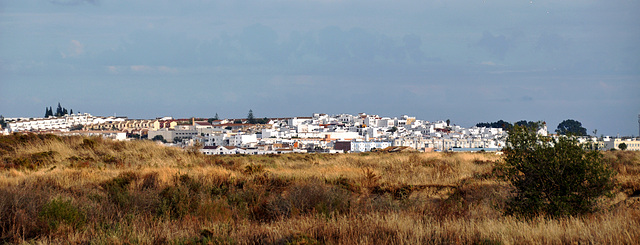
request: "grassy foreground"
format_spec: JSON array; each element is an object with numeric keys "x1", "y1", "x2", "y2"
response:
[{"x1": 1, "y1": 134, "x2": 639, "y2": 244}]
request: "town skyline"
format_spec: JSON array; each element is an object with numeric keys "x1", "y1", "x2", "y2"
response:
[
  {"x1": 3, "y1": 106, "x2": 638, "y2": 138},
  {"x1": 3, "y1": 104, "x2": 640, "y2": 138},
  {"x1": 5, "y1": 110, "x2": 637, "y2": 153}
]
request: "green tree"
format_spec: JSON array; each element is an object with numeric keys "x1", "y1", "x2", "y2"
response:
[
  {"x1": 0, "y1": 115, "x2": 6, "y2": 128},
  {"x1": 618, "y1": 142, "x2": 628, "y2": 151},
  {"x1": 476, "y1": 120, "x2": 512, "y2": 130},
  {"x1": 247, "y1": 109, "x2": 256, "y2": 124},
  {"x1": 498, "y1": 124, "x2": 616, "y2": 217},
  {"x1": 514, "y1": 120, "x2": 541, "y2": 130},
  {"x1": 555, "y1": 119, "x2": 587, "y2": 136},
  {"x1": 208, "y1": 113, "x2": 220, "y2": 124},
  {"x1": 56, "y1": 102, "x2": 63, "y2": 117}
]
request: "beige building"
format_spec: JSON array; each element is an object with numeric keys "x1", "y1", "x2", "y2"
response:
[
  {"x1": 87, "y1": 119, "x2": 177, "y2": 132},
  {"x1": 603, "y1": 138, "x2": 640, "y2": 151}
]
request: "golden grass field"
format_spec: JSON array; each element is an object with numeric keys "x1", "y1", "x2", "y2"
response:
[{"x1": 1, "y1": 133, "x2": 639, "y2": 244}]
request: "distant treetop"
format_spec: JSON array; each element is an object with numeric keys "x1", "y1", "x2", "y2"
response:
[
  {"x1": 476, "y1": 120, "x2": 512, "y2": 130},
  {"x1": 476, "y1": 120, "x2": 543, "y2": 131},
  {"x1": 555, "y1": 119, "x2": 587, "y2": 136}
]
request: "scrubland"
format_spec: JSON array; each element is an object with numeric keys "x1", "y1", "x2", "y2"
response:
[{"x1": 1, "y1": 133, "x2": 639, "y2": 244}]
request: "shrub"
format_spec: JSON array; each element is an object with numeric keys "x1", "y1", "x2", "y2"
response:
[
  {"x1": 158, "y1": 184, "x2": 193, "y2": 219},
  {"x1": 243, "y1": 163, "x2": 266, "y2": 175},
  {"x1": 158, "y1": 174, "x2": 205, "y2": 219},
  {"x1": 39, "y1": 198, "x2": 86, "y2": 231},
  {"x1": 498, "y1": 125, "x2": 616, "y2": 217},
  {"x1": 102, "y1": 172, "x2": 138, "y2": 207}
]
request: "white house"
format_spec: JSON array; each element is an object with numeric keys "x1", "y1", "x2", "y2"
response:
[
  {"x1": 200, "y1": 146, "x2": 238, "y2": 155},
  {"x1": 350, "y1": 141, "x2": 392, "y2": 152}
]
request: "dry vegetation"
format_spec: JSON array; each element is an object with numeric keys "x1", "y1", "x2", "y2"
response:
[{"x1": 0, "y1": 133, "x2": 639, "y2": 244}]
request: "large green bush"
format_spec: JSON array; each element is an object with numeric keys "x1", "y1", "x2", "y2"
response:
[{"x1": 499, "y1": 125, "x2": 616, "y2": 217}]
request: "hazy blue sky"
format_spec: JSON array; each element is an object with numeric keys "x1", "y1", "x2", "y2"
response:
[{"x1": 1, "y1": 0, "x2": 639, "y2": 136}]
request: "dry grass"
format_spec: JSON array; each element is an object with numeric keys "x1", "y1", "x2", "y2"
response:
[{"x1": 0, "y1": 133, "x2": 638, "y2": 244}]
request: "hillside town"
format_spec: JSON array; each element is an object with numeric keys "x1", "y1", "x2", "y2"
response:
[{"x1": 1, "y1": 112, "x2": 639, "y2": 154}]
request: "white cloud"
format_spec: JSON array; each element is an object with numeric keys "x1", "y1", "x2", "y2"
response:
[
  {"x1": 130, "y1": 65, "x2": 153, "y2": 72},
  {"x1": 60, "y1": 40, "x2": 85, "y2": 58},
  {"x1": 157, "y1": 66, "x2": 178, "y2": 73},
  {"x1": 129, "y1": 65, "x2": 177, "y2": 73},
  {"x1": 481, "y1": 61, "x2": 496, "y2": 66},
  {"x1": 107, "y1": 66, "x2": 120, "y2": 74}
]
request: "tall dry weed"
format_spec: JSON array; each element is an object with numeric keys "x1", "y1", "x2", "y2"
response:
[{"x1": 0, "y1": 134, "x2": 638, "y2": 243}]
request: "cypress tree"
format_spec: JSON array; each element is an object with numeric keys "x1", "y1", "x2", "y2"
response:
[
  {"x1": 44, "y1": 107, "x2": 53, "y2": 118},
  {"x1": 247, "y1": 109, "x2": 256, "y2": 124},
  {"x1": 56, "y1": 103, "x2": 63, "y2": 117}
]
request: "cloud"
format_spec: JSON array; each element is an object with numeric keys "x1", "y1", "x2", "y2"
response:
[
  {"x1": 403, "y1": 34, "x2": 426, "y2": 63},
  {"x1": 535, "y1": 33, "x2": 569, "y2": 53},
  {"x1": 129, "y1": 65, "x2": 177, "y2": 74},
  {"x1": 476, "y1": 31, "x2": 512, "y2": 59},
  {"x1": 107, "y1": 66, "x2": 119, "y2": 74},
  {"x1": 48, "y1": 0, "x2": 99, "y2": 5},
  {"x1": 130, "y1": 65, "x2": 152, "y2": 72},
  {"x1": 157, "y1": 66, "x2": 178, "y2": 73},
  {"x1": 105, "y1": 65, "x2": 177, "y2": 74},
  {"x1": 70, "y1": 40, "x2": 84, "y2": 55},
  {"x1": 95, "y1": 25, "x2": 429, "y2": 70},
  {"x1": 60, "y1": 40, "x2": 84, "y2": 58},
  {"x1": 481, "y1": 61, "x2": 496, "y2": 66},
  {"x1": 521, "y1": 96, "x2": 534, "y2": 102}
]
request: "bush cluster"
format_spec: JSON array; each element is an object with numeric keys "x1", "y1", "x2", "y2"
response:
[{"x1": 499, "y1": 125, "x2": 616, "y2": 217}]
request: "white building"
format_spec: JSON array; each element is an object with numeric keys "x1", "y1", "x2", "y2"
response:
[
  {"x1": 350, "y1": 141, "x2": 392, "y2": 152},
  {"x1": 6, "y1": 113, "x2": 108, "y2": 132}
]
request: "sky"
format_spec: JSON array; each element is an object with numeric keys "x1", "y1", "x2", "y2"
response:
[{"x1": 1, "y1": 0, "x2": 639, "y2": 136}]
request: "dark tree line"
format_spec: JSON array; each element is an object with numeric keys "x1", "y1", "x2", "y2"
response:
[
  {"x1": 246, "y1": 109, "x2": 270, "y2": 124},
  {"x1": 476, "y1": 120, "x2": 541, "y2": 131},
  {"x1": 45, "y1": 103, "x2": 74, "y2": 118},
  {"x1": 477, "y1": 118, "x2": 587, "y2": 136},
  {"x1": 476, "y1": 120, "x2": 513, "y2": 130}
]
